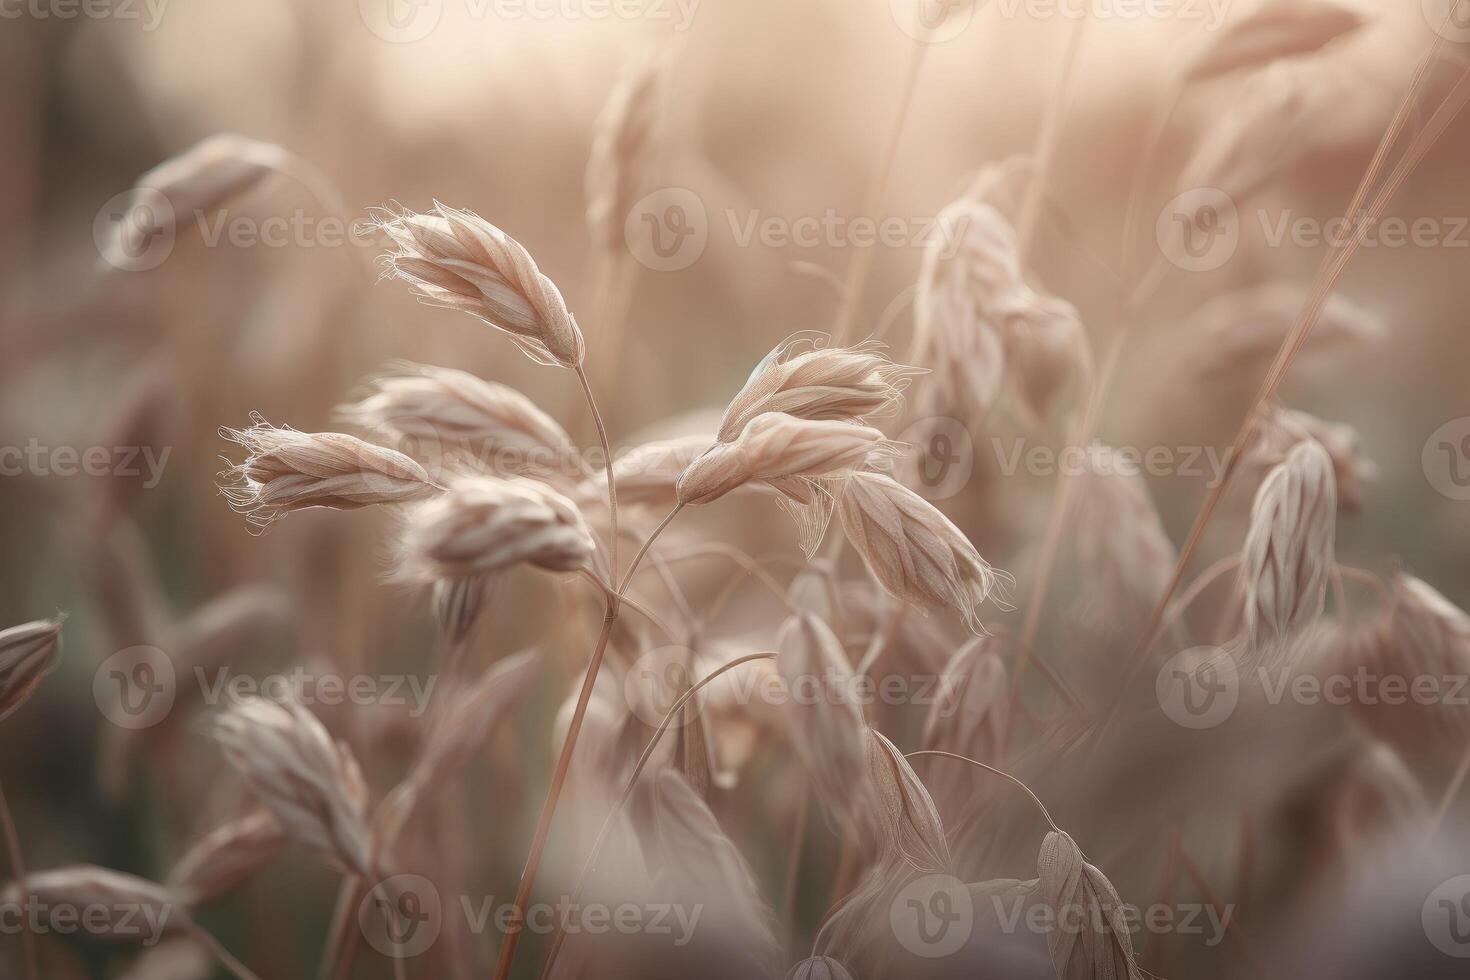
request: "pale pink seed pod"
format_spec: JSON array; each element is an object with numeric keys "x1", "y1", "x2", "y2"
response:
[
  {"x1": 370, "y1": 203, "x2": 584, "y2": 368},
  {"x1": 0, "y1": 618, "x2": 62, "y2": 721},
  {"x1": 785, "y1": 957, "x2": 856, "y2": 980},
  {"x1": 717, "y1": 333, "x2": 920, "y2": 442},
  {"x1": 1183, "y1": 0, "x2": 1367, "y2": 83},
  {"x1": 776, "y1": 613, "x2": 871, "y2": 833},
  {"x1": 218, "y1": 413, "x2": 437, "y2": 529},
  {"x1": 340, "y1": 364, "x2": 574, "y2": 468},
  {"x1": 213, "y1": 697, "x2": 374, "y2": 878},
  {"x1": 865, "y1": 729, "x2": 950, "y2": 870},
  {"x1": 1242, "y1": 439, "x2": 1337, "y2": 659},
  {"x1": 1035, "y1": 832, "x2": 1143, "y2": 980},
  {"x1": 166, "y1": 809, "x2": 286, "y2": 907},
  {"x1": 2, "y1": 866, "x2": 181, "y2": 943},
  {"x1": 838, "y1": 472, "x2": 1011, "y2": 634},
  {"x1": 677, "y1": 415, "x2": 890, "y2": 506},
  {"x1": 586, "y1": 53, "x2": 665, "y2": 252},
  {"x1": 921, "y1": 636, "x2": 1009, "y2": 790},
  {"x1": 101, "y1": 134, "x2": 286, "y2": 269},
  {"x1": 1250, "y1": 406, "x2": 1375, "y2": 513},
  {"x1": 1001, "y1": 292, "x2": 1092, "y2": 425},
  {"x1": 1071, "y1": 447, "x2": 1178, "y2": 632},
  {"x1": 399, "y1": 476, "x2": 596, "y2": 581}
]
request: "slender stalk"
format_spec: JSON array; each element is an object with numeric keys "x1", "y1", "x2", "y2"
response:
[
  {"x1": 187, "y1": 921, "x2": 264, "y2": 980},
  {"x1": 536, "y1": 652, "x2": 777, "y2": 980},
  {"x1": 575, "y1": 365, "x2": 619, "y2": 582},
  {"x1": 782, "y1": 783, "x2": 810, "y2": 931},
  {"x1": 905, "y1": 750, "x2": 1061, "y2": 834},
  {"x1": 1015, "y1": 14, "x2": 1089, "y2": 260},
  {"x1": 618, "y1": 503, "x2": 684, "y2": 595},
  {"x1": 831, "y1": 36, "x2": 929, "y2": 343},
  {"x1": 1430, "y1": 739, "x2": 1470, "y2": 836},
  {"x1": 0, "y1": 777, "x2": 38, "y2": 980}
]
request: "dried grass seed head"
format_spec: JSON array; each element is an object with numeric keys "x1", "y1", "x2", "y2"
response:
[
  {"x1": 1242, "y1": 439, "x2": 1337, "y2": 660},
  {"x1": 1035, "y1": 832, "x2": 1143, "y2": 980},
  {"x1": 1183, "y1": 0, "x2": 1367, "y2": 82},
  {"x1": 1071, "y1": 447, "x2": 1178, "y2": 632},
  {"x1": 785, "y1": 957, "x2": 856, "y2": 980},
  {"x1": 1252, "y1": 405, "x2": 1375, "y2": 512},
  {"x1": 838, "y1": 471, "x2": 1012, "y2": 634},
  {"x1": 0, "y1": 618, "x2": 62, "y2": 721},
  {"x1": 3, "y1": 866, "x2": 181, "y2": 943},
  {"x1": 865, "y1": 728, "x2": 950, "y2": 870},
  {"x1": 213, "y1": 696, "x2": 373, "y2": 878},
  {"x1": 580, "y1": 433, "x2": 714, "y2": 511},
  {"x1": 716, "y1": 333, "x2": 920, "y2": 441},
  {"x1": 399, "y1": 475, "x2": 596, "y2": 581},
  {"x1": 586, "y1": 52, "x2": 665, "y2": 251},
  {"x1": 167, "y1": 809, "x2": 286, "y2": 907},
  {"x1": 219, "y1": 414, "x2": 437, "y2": 529},
  {"x1": 677, "y1": 414, "x2": 892, "y2": 506},
  {"x1": 370, "y1": 202, "x2": 584, "y2": 368}
]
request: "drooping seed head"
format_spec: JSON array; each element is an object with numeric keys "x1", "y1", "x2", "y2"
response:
[
  {"x1": 219, "y1": 413, "x2": 437, "y2": 530},
  {"x1": 580, "y1": 434, "x2": 715, "y2": 511},
  {"x1": 1242, "y1": 439, "x2": 1337, "y2": 660},
  {"x1": 1035, "y1": 832, "x2": 1143, "y2": 979},
  {"x1": 838, "y1": 472, "x2": 1012, "y2": 634},
  {"x1": 1182, "y1": 0, "x2": 1367, "y2": 83},
  {"x1": 166, "y1": 809, "x2": 286, "y2": 907},
  {"x1": 1251, "y1": 406, "x2": 1375, "y2": 513},
  {"x1": 785, "y1": 957, "x2": 856, "y2": 980},
  {"x1": 213, "y1": 697, "x2": 373, "y2": 878},
  {"x1": 0, "y1": 618, "x2": 62, "y2": 721},
  {"x1": 586, "y1": 52, "x2": 665, "y2": 252},
  {"x1": 1071, "y1": 447, "x2": 1178, "y2": 633},
  {"x1": 716, "y1": 333, "x2": 920, "y2": 442},
  {"x1": 399, "y1": 476, "x2": 596, "y2": 582},
  {"x1": 2, "y1": 866, "x2": 182, "y2": 944},
  {"x1": 677, "y1": 415, "x2": 891, "y2": 507},
  {"x1": 865, "y1": 728, "x2": 950, "y2": 870},
  {"x1": 340, "y1": 363, "x2": 574, "y2": 471},
  {"x1": 1002, "y1": 292, "x2": 1092, "y2": 425},
  {"x1": 369, "y1": 203, "x2": 584, "y2": 368}
]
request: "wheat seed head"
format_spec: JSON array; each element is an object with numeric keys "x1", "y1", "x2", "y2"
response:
[
  {"x1": 369, "y1": 202, "x2": 585, "y2": 368},
  {"x1": 1036, "y1": 832, "x2": 1143, "y2": 980},
  {"x1": 213, "y1": 696, "x2": 373, "y2": 878},
  {"x1": 399, "y1": 475, "x2": 596, "y2": 581},
  {"x1": 838, "y1": 471, "x2": 1012, "y2": 634},
  {"x1": 677, "y1": 414, "x2": 891, "y2": 506},
  {"x1": 0, "y1": 618, "x2": 62, "y2": 721},
  {"x1": 219, "y1": 413, "x2": 437, "y2": 529}
]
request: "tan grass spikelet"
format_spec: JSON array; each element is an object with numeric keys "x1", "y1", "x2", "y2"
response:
[
  {"x1": 1242, "y1": 439, "x2": 1337, "y2": 660},
  {"x1": 213, "y1": 697, "x2": 374, "y2": 878},
  {"x1": 0, "y1": 618, "x2": 62, "y2": 721},
  {"x1": 1071, "y1": 447, "x2": 1178, "y2": 633},
  {"x1": 865, "y1": 728, "x2": 950, "y2": 870},
  {"x1": 219, "y1": 414, "x2": 437, "y2": 530},
  {"x1": 838, "y1": 471, "x2": 1012, "y2": 634},
  {"x1": 678, "y1": 414, "x2": 893, "y2": 555},
  {"x1": 776, "y1": 613, "x2": 871, "y2": 831},
  {"x1": 2, "y1": 866, "x2": 181, "y2": 943},
  {"x1": 340, "y1": 363, "x2": 574, "y2": 469},
  {"x1": 1035, "y1": 832, "x2": 1143, "y2": 980},
  {"x1": 398, "y1": 476, "x2": 596, "y2": 582},
  {"x1": 1003, "y1": 292, "x2": 1093, "y2": 426},
  {"x1": 921, "y1": 637, "x2": 1009, "y2": 803},
  {"x1": 586, "y1": 52, "x2": 666, "y2": 252},
  {"x1": 716, "y1": 333, "x2": 920, "y2": 442},
  {"x1": 431, "y1": 574, "x2": 491, "y2": 643},
  {"x1": 166, "y1": 809, "x2": 286, "y2": 907},
  {"x1": 579, "y1": 433, "x2": 714, "y2": 511},
  {"x1": 1182, "y1": 0, "x2": 1367, "y2": 83},
  {"x1": 650, "y1": 769, "x2": 782, "y2": 976},
  {"x1": 100, "y1": 134, "x2": 286, "y2": 269},
  {"x1": 369, "y1": 202, "x2": 585, "y2": 368},
  {"x1": 1250, "y1": 406, "x2": 1375, "y2": 513}
]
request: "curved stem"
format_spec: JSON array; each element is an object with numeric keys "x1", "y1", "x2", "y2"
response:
[
  {"x1": 0, "y1": 777, "x2": 38, "y2": 980},
  {"x1": 905, "y1": 750, "x2": 1061, "y2": 834},
  {"x1": 576, "y1": 364, "x2": 619, "y2": 583},
  {"x1": 617, "y1": 503, "x2": 684, "y2": 595},
  {"x1": 187, "y1": 921, "x2": 263, "y2": 980},
  {"x1": 1015, "y1": 14, "x2": 1089, "y2": 261},
  {"x1": 537, "y1": 652, "x2": 777, "y2": 979}
]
